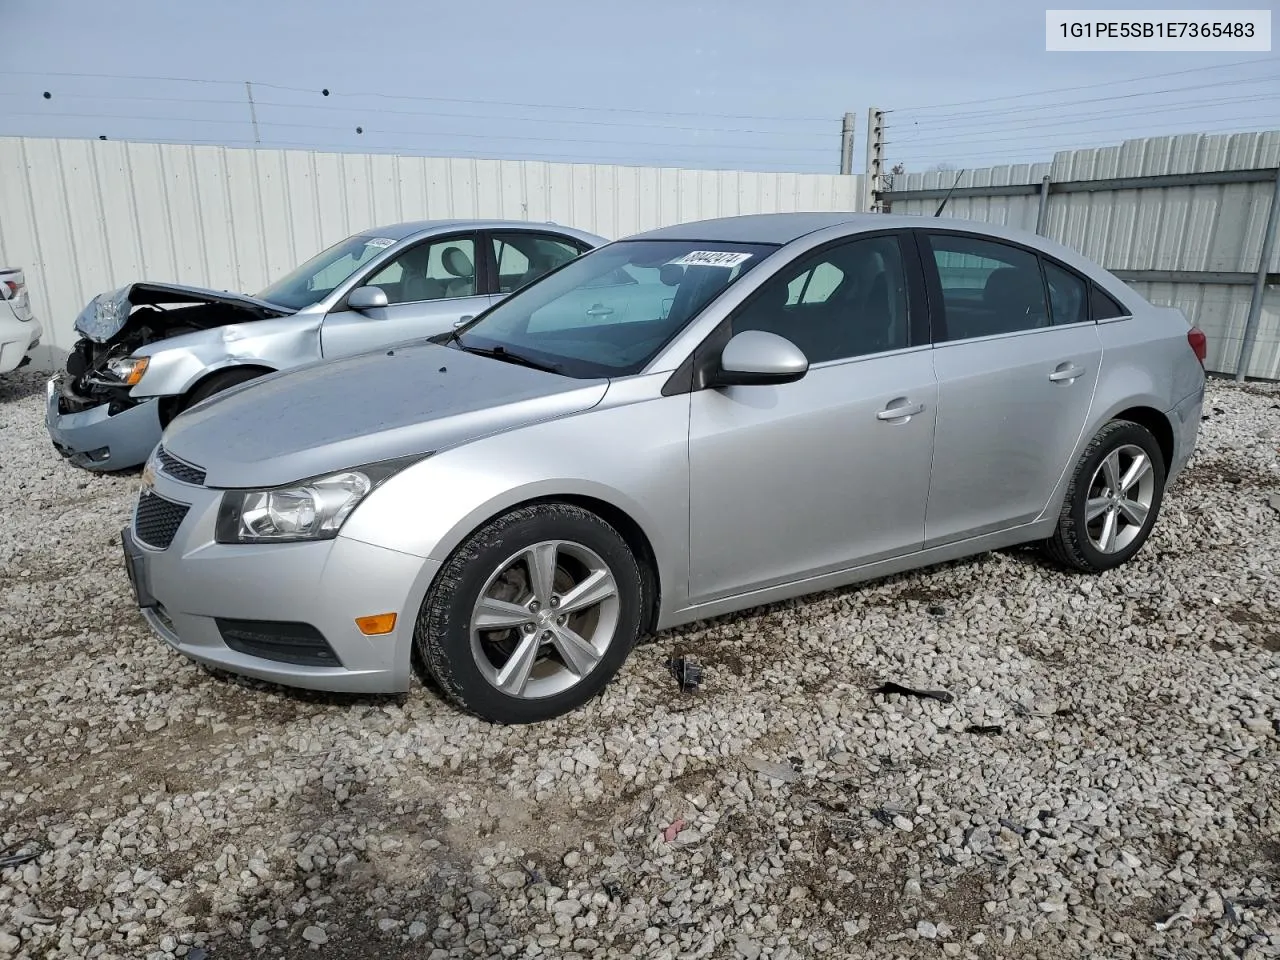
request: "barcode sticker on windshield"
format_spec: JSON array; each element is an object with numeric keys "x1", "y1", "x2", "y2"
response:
[
  {"x1": 669, "y1": 250, "x2": 753, "y2": 268},
  {"x1": 365, "y1": 237, "x2": 396, "y2": 249}
]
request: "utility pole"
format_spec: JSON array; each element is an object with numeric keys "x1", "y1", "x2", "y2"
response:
[
  {"x1": 245, "y1": 81, "x2": 261, "y2": 145},
  {"x1": 839, "y1": 112, "x2": 855, "y2": 175},
  {"x1": 865, "y1": 106, "x2": 885, "y2": 212}
]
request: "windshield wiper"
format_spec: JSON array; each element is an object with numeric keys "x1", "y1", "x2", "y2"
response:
[{"x1": 457, "y1": 343, "x2": 562, "y2": 374}]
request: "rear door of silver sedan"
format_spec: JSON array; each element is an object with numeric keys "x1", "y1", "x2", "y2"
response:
[
  {"x1": 687, "y1": 230, "x2": 937, "y2": 603},
  {"x1": 916, "y1": 229, "x2": 1104, "y2": 547}
]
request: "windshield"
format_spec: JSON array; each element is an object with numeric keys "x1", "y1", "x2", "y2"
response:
[
  {"x1": 255, "y1": 234, "x2": 396, "y2": 309},
  {"x1": 456, "y1": 239, "x2": 777, "y2": 378}
]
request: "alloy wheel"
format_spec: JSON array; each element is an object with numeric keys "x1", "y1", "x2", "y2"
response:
[
  {"x1": 1085, "y1": 443, "x2": 1156, "y2": 554},
  {"x1": 469, "y1": 540, "x2": 620, "y2": 698}
]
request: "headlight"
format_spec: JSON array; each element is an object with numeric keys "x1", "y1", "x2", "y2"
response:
[
  {"x1": 106, "y1": 356, "x2": 150, "y2": 386},
  {"x1": 215, "y1": 455, "x2": 426, "y2": 544}
]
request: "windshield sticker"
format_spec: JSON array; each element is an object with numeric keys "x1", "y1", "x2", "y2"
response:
[
  {"x1": 669, "y1": 250, "x2": 753, "y2": 268},
  {"x1": 364, "y1": 237, "x2": 396, "y2": 249}
]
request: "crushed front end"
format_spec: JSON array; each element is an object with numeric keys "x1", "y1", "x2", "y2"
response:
[{"x1": 46, "y1": 283, "x2": 289, "y2": 472}]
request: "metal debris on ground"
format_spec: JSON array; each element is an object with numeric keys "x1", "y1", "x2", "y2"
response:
[
  {"x1": 964, "y1": 724, "x2": 1004, "y2": 736},
  {"x1": 0, "y1": 840, "x2": 41, "y2": 869},
  {"x1": 871, "y1": 808, "x2": 896, "y2": 827},
  {"x1": 602, "y1": 878, "x2": 625, "y2": 900},
  {"x1": 871, "y1": 681, "x2": 954, "y2": 704},
  {"x1": 1154, "y1": 910, "x2": 1195, "y2": 931},
  {"x1": 927, "y1": 603, "x2": 948, "y2": 617},
  {"x1": 666, "y1": 656, "x2": 703, "y2": 692},
  {"x1": 742, "y1": 756, "x2": 800, "y2": 783}
]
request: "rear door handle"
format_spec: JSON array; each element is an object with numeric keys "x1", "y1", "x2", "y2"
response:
[
  {"x1": 1049, "y1": 362, "x2": 1086, "y2": 382},
  {"x1": 876, "y1": 399, "x2": 925, "y2": 421}
]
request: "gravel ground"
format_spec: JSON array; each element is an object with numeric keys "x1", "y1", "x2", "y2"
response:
[{"x1": 1, "y1": 370, "x2": 1277, "y2": 960}]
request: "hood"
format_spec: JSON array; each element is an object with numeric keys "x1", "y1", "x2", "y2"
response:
[
  {"x1": 75, "y1": 282, "x2": 293, "y2": 342},
  {"x1": 161, "y1": 342, "x2": 609, "y2": 488}
]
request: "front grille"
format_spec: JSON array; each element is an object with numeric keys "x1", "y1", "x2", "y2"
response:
[
  {"x1": 134, "y1": 491, "x2": 190, "y2": 550},
  {"x1": 215, "y1": 619, "x2": 343, "y2": 667},
  {"x1": 156, "y1": 446, "x2": 206, "y2": 485}
]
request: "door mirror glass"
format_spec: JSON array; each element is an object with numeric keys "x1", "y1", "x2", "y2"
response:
[
  {"x1": 712, "y1": 330, "x2": 809, "y2": 386},
  {"x1": 347, "y1": 285, "x2": 389, "y2": 311}
]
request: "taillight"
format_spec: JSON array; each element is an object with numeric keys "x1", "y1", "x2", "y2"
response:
[
  {"x1": 1, "y1": 280, "x2": 19, "y2": 299},
  {"x1": 1187, "y1": 327, "x2": 1207, "y2": 367}
]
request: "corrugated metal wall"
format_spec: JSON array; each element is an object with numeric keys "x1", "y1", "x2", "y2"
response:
[
  {"x1": 887, "y1": 130, "x2": 1280, "y2": 379},
  {"x1": 0, "y1": 137, "x2": 864, "y2": 366}
]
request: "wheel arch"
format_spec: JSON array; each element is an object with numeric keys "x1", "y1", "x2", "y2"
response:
[
  {"x1": 1109, "y1": 404, "x2": 1175, "y2": 471},
  {"x1": 158, "y1": 362, "x2": 278, "y2": 425},
  {"x1": 420, "y1": 487, "x2": 666, "y2": 637}
]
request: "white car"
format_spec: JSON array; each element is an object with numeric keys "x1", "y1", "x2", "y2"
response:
[{"x1": 0, "y1": 268, "x2": 42, "y2": 373}]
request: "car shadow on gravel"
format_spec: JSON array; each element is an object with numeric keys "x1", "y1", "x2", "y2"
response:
[{"x1": 0, "y1": 369, "x2": 47, "y2": 404}]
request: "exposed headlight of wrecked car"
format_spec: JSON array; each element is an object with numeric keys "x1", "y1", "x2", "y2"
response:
[
  {"x1": 106, "y1": 355, "x2": 150, "y2": 386},
  {"x1": 215, "y1": 455, "x2": 427, "y2": 544}
]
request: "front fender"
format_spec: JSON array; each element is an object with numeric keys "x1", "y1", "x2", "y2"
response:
[
  {"x1": 337, "y1": 387, "x2": 692, "y2": 618},
  {"x1": 130, "y1": 317, "x2": 322, "y2": 398}
]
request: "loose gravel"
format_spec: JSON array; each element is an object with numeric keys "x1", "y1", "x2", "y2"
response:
[{"x1": 1, "y1": 369, "x2": 1277, "y2": 960}]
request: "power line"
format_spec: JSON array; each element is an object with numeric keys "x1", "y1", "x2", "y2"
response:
[
  {"x1": 0, "y1": 68, "x2": 837, "y2": 124},
  {"x1": 0, "y1": 110, "x2": 834, "y2": 155},
  {"x1": 892, "y1": 100, "x2": 1280, "y2": 148},
  {"x1": 890, "y1": 120, "x2": 1278, "y2": 168},
  {"x1": 891, "y1": 114, "x2": 1278, "y2": 152},
  {"x1": 893, "y1": 73, "x2": 1280, "y2": 124},
  {"x1": 891, "y1": 92, "x2": 1280, "y2": 142},
  {"x1": 0, "y1": 90, "x2": 834, "y2": 140},
  {"x1": 890, "y1": 54, "x2": 1277, "y2": 113}
]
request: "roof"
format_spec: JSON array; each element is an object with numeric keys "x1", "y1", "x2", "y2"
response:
[
  {"x1": 626, "y1": 211, "x2": 1072, "y2": 250},
  {"x1": 630, "y1": 213, "x2": 868, "y2": 245},
  {"x1": 355, "y1": 219, "x2": 605, "y2": 244}
]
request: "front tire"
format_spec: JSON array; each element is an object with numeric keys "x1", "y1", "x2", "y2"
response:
[
  {"x1": 1044, "y1": 419, "x2": 1166, "y2": 573},
  {"x1": 415, "y1": 503, "x2": 644, "y2": 724}
]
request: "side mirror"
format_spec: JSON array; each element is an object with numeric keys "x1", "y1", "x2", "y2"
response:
[
  {"x1": 710, "y1": 330, "x2": 809, "y2": 387},
  {"x1": 347, "y1": 286, "x2": 389, "y2": 311},
  {"x1": 454, "y1": 315, "x2": 474, "y2": 328}
]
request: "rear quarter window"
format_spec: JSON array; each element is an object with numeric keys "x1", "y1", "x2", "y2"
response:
[{"x1": 1090, "y1": 284, "x2": 1129, "y2": 320}]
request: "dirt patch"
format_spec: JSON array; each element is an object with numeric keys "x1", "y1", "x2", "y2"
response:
[
  {"x1": 1183, "y1": 455, "x2": 1280, "y2": 491},
  {"x1": 1225, "y1": 605, "x2": 1280, "y2": 652}
]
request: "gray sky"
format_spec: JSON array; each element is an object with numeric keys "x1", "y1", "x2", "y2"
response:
[{"x1": 1, "y1": 0, "x2": 1276, "y2": 173}]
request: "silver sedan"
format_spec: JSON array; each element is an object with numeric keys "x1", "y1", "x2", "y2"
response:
[
  {"x1": 122, "y1": 213, "x2": 1207, "y2": 723},
  {"x1": 46, "y1": 219, "x2": 604, "y2": 471}
]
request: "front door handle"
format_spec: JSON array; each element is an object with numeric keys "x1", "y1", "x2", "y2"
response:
[
  {"x1": 1049, "y1": 362, "x2": 1086, "y2": 382},
  {"x1": 876, "y1": 399, "x2": 925, "y2": 422}
]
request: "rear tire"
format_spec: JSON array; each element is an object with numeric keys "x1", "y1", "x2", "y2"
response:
[
  {"x1": 1043, "y1": 419, "x2": 1166, "y2": 573},
  {"x1": 415, "y1": 503, "x2": 643, "y2": 724}
]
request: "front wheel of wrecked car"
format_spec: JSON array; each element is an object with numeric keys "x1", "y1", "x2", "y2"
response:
[
  {"x1": 415, "y1": 503, "x2": 644, "y2": 724},
  {"x1": 164, "y1": 366, "x2": 273, "y2": 424}
]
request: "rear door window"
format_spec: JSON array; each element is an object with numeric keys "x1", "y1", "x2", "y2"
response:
[{"x1": 925, "y1": 234, "x2": 1050, "y2": 341}]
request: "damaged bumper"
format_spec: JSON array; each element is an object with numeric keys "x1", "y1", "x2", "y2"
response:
[
  {"x1": 121, "y1": 467, "x2": 437, "y2": 693},
  {"x1": 45, "y1": 374, "x2": 163, "y2": 471}
]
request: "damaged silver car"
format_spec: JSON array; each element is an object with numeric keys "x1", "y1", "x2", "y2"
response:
[{"x1": 45, "y1": 220, "x2": 604, "y2": 470}]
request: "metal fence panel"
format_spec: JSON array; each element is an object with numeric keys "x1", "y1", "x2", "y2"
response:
[{"x1": 0, "y1": 137, "x2": 865, "y2": 366}]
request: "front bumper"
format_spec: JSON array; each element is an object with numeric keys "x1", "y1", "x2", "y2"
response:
[
  {"x1": 45, "y1": 374, "x2": 163, "y2": 471},
  {"x1": 123, "y1": 468, "x2": 440, "y2": 693},
  {"x1": 0, "y1": 316, "x2": 41, "y2": 373}
]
